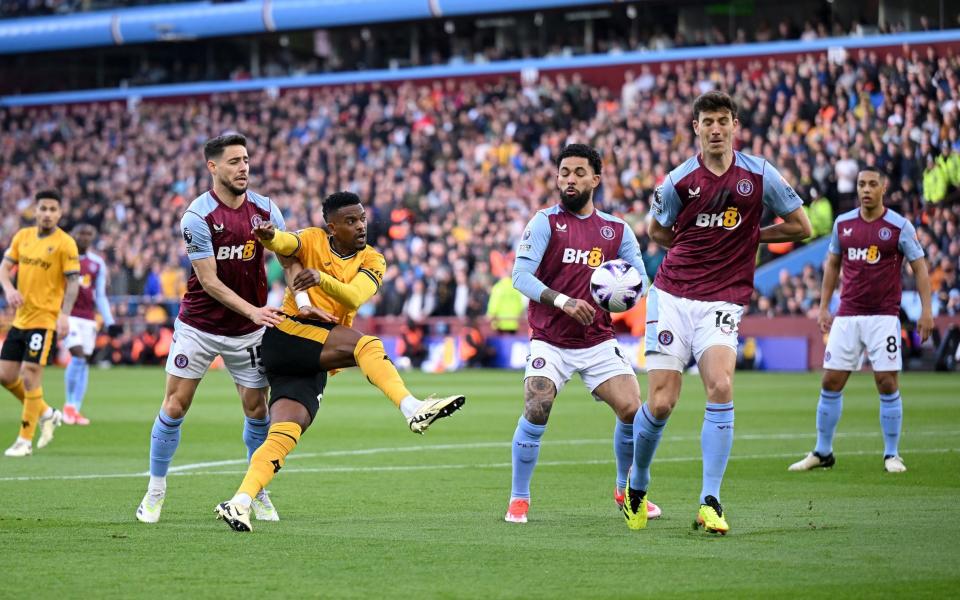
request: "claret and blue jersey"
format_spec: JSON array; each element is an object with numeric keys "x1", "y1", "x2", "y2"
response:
[
  {"x1": 652, "y1": 151, "x2": 803, "y2": 306},
  {"x1": 512, "y1": 204, "x2": 648, "y2": 349},
  {"x1": 829, "y1": 207, "x2": 924, "y2": 317},
  {"x1": 178, "y1": 189, "x2": 285, "y2": 336}
]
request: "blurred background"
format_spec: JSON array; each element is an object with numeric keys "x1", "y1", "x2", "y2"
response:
[{"x1": 1, "y1": 0, "x2": 959, "y2": 372}]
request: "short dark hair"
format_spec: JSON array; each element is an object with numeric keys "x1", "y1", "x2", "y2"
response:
[
  {"x1": 322, "y1": 191, "x2": 362, "y2": 221},
  {"x1": 35, "y1": 189, "x2": 61, "y2": 204},
  {"x1": 557, "y1": 144, "x2": 602, "y2": 175},
  {"x1": 204, "y1": 133, "x2": 247, "y2": 161},
  {"x1": 692, "y1": 91, "x2": 738, "y2": 121},
  {"x1": 858, "y1": 166, "x2": 886, "y2": 179},
  {"x1": 72, "y1": 222, "x2": 97, "y2": 233}
]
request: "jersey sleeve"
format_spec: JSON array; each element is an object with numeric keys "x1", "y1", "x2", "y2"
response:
[
  {"x1": 761, "y1": 162, "x2": 804, "y2": 216},
  {"x1": 828, "y1": 220, "x2": 841, "y2": 255},
  {"x1": 315, "y1": 257, "x2": 382, "y2": 311},
  {"x1": 512, "y1": 211, "x2": 552, "y2": 301},
  {"x1": 269, "y1": 200, "x2": 286, "y2": 231},
  {"x1": 359, "y1": 249, "x2": 386, "y2": 291},
  {"x1": 652, "y1": 177, "x2": 682, "y2": 227},
  {"x1": 616, "y1": 222, "x2": 650, "y2": 285},
  {"x1": 261, "y1": 230, "x2": 301, "y2": 257},
  {"x1": 181, "y1": 210, "x2": 213, "y2": 261},
  {"x1": 4, "y1": 230, "x2": 22, "y2": 263},
  {"x1": 61, "y1": 236, "x2": 80, "y2": 275},
  {"x1": 898, "y1": 221, "x2": 925, "y2": 262}
]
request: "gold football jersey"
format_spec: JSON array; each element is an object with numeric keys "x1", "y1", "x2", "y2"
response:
[
  {"x1": 4, "y1": 227, "x2": 80, "y2": 330},
  {"x1": 281, "y1": 228, "x2": 385, "y2": 328}
]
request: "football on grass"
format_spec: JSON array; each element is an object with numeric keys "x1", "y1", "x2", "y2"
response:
[{"x1": 590, "y1": 259, "x2": 645, "y2": 313}]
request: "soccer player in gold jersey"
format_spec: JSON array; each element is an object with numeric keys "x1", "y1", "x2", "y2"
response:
[
  {"x1": 215, "y1": 191, "x2": 465, "y2": 531},
  {"x1": 0, "y1": 190, "x2": 80, "y2": 457}
]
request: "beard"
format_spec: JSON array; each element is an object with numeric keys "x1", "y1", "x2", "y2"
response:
[
  {"x1": 220, "y1": 176, "x2": 247, "y2": 196},
  {"x1": 561, "y1": 188, "x2": 591, "y2": 213}
]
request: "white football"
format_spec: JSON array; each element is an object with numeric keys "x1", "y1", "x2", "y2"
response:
[{"x1": 589, "y1": 259, "x2": 646, "y2": 313}]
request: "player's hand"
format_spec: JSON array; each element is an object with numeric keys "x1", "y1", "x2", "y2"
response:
[
  {"x1": 56, "y1": 313, "x2": 69, "y2": 338},
  {"x1": 292, "y1": 269, "x2": 321, "y2": 291},
  {"x1": 106, "y1": 324, "x2": 123, "y2": 338},
  {"x1": 249, "y1": 306, "x2": 285, "y2": 327},
  {"x1": 299, "y1": 305, "x2": 337, "y2": 323},
  {"x1": 5, "y1": 289, "x2": 23, "y2": 309},
  {"x1": 562, "y1": 298, "x2": 596, "y2": 326},
  {"x1": 817, "y1": 307, "x2": 833, "y2": 334},
  {"x1": 917, "y1": 312, "x2": 935, "y2": 342},
  {"x1": 252, "y1": 221, "x2": 276, "y2": 242}
]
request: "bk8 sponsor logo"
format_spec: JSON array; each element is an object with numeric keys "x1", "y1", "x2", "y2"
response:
[
  {"x1": 216, "y1": 240, "x2": 257, "y2": 261},
  {"x1": 561, "y1": 247, "x2": 605, "y2": 267},
  {"x1": 847, "y1": 245, "x2": 880, "y2": 264},
  {"x1": 694, "y1": 206, "x2": 742, "y2": 230}
]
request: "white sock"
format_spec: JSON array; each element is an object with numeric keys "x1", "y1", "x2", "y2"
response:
[
  {"x1": 16, "y1": 436, "x2": 31, "y2": 445},
  {"x1": 231, "y1": 493, "x2": 252, "y2": 508},
  {"x1": 148, "y1": 475, "x2": 166, "y2": 494},
  {"x1": 399, "y1": 395, "x2": 422, "y2": 419},
  {"x1": 41, "y1": 407, "x2": 53, "y2": 418}
]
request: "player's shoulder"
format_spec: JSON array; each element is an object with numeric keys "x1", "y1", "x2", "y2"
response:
[
  {"x1": 835, "y1": 208, "x2": 861, "y2": 224},
  {"x1": 86, "y1": 251, "x2": 108, "y2": 267},
  {"x1": 296, "y1": 227, "x2": 327, "y2": 243},
  {"x1": 881, "y1": 208, "x2": 909, "y2": 229},
  {"x1": 55, "y1": 227, "x2": 78, "y2": 248},
  {"x1": 184, "y1": 191, "x2": 219, "y2": 219},
  {"x1": 733, "y1": 151, "x2": 768, "y2": 176},
  {"x1": 536, "y1": 205, "x2": 564, "y2": 219},
  {"x1": 13, "y1": 226, "x2": 37, "y2": 240},
  {"x1": 245, "y1": 190, "x2": 275, "y2": 213},
  {"x1": 594, "y1": 209, "x2": 628, "y2": 228},
  {"x1": 667, "y1": 155, "x2": 701, "y2": 184},
  {"x1": 361, "y1": 244, "x2": 386, "y2": 263}
]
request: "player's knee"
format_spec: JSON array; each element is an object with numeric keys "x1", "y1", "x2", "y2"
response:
[
  {"x1": 646, "y1": 398, "x2": 674, "y2": 420},
  {"x1": 522, "y1": 397, "x2": 553, "y2": 425},
  {"x1": 875, "y1": 373, "x2": 898, "y2": 395},
  {"x1": 161, "y1": 393, "x2": 191, "y2": 419},
  {"x1": 705, "y1": 377, "x2": 732, "y2": 403},
  {"x1": 821, "y1": 373, "x2": 845, "y2": 392}
]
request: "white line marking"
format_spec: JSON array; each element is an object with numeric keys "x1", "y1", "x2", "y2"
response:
[
  {"x1": 0, "y1": 447, "x2": 955, "y2": 482},
  {"x1": 167, "y1": 429, "x2": 960, "y2": 473}
]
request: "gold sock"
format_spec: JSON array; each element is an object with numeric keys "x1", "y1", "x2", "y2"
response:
[
  {"x1": 237, "y1": 422, "x2": 302, "y2": 499},
  {"x1": 3, "y1": 378, "x2": 25, "y2": 404},
  {"x1": 354, "y1": 335, "x2": 412, "y2": 407},
  {"x1": 20, "y1": 387, "x2": 49, "y2": 441}
]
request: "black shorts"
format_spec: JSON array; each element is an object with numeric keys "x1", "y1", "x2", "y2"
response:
[
  {"x1": 262, "y1": 316, "x2": 334, "y2": 421},
  {"x1": 0, "y1": 327, "x2": 57, "y2": 366}
]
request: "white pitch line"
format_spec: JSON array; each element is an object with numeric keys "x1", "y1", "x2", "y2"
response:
[
  {"x1": 165, "y1": 428, "x2": 960, "y2": 473},
  {"x1": 0, "y1": 447, "x2": 956, "y2": 483}
]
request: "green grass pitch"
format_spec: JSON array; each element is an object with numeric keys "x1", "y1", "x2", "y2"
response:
[{"x1": 0, "y1": 367, "x2": 958, "y2": 598}]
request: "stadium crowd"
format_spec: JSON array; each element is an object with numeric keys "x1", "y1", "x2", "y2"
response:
[{"x1": 1, "y1": 43, "x2": 959, "y2": 363}]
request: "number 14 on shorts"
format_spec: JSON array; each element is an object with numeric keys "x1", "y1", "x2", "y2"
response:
[{"x1": 714, "y1": 311, "x2": 739, "y2": 334}]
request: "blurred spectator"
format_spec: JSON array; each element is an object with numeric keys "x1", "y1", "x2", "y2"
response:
[{"x1": 486, "y1": 276, "x2": 526, "y2": 334}]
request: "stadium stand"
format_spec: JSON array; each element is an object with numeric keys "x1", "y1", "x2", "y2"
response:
[{"x1": 1, "y1": 22, "x2": 958, "y2": 365}]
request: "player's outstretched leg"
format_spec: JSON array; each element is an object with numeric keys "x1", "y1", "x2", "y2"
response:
[
  {"x1": 505, "y1": 416, "x2": 545, "y2": 524},
  {"x1": 789, "y1": 388, "x2": 842, "y2": 471},
  {"x1": 216, "y1": 418, "x2": 302, "y2": 533},
  {"x1": 346, "y1": 332, "x2": 464, "y2": 433},
  {"x1": 136, "y1": 407, "x2": 183, "y2": 523}
]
